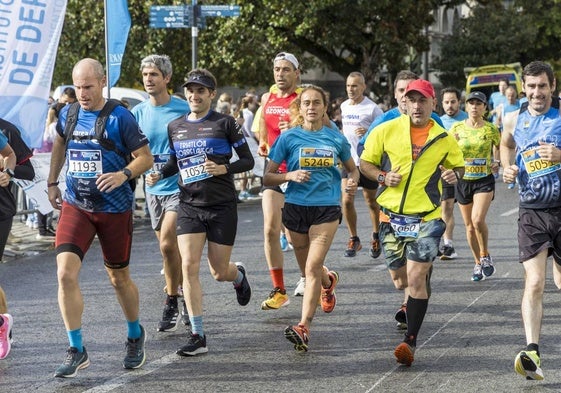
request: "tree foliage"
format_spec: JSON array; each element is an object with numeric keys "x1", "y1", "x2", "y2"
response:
[
  {"x1": 433, "y1": 0, "x2": 561, "y2": 89},
  {"x1": 53, "y1": 0, "x2": 462, "y2": 96}
]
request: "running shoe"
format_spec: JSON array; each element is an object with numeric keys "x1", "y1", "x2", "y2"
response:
[
  {"x1": 54, "y1": 347, "x2": 90, "y2": 378},
  {"x1": 344, "y1": 236, "x2": 362, "y2": 257},
  {"x1": 284, "y1": 324, "x2": 309, "y2": 352},
  {"x1": 294, "y1": 277, "x2": 306, "y2": 297},
  {"x1": 480, "y1": 255, "x2": 495, "y2": 277},
  {"x1": 176, "y1": 332, "x2": 208, "y2": 356},
  {"x1": 157, "y1": 295, "x2": 179, "y2": 332},
  {"x1": 394, "y1": 341, "x2": 416, "y2": 366},
  {"x1": 369, "y1": 236, "x2": 382, "y2": 259},
  {"x1": 261, "y1": 287, "x2": 290, "y2": 310},
  {"x1": 123, "y1": 325, "x2": 146, "y2": 369},
  {"x1": 321, "y1": 268, "x2": 339, "y2": 313},
  {"x1": 234, "y1": 262, "x2": 251, "y2": 306},
  {"x1": 471, "y1": 264, "x2": 484, "y2": 282},
  {"x1": 0, "y1": 314, "x2": 13, "y2": 359},
  {"x1": 440, "y1": 245, "x2": 457, "y2": 260},
  {"x1": 180, "y1": 298, "x2": 190, "y2": 326},
  {"x1": 514, "y1": 350, "x2": 544, "y2": 380},
  {"x1": 395, "y1": 303, "x2": 407, "y2": 330},
  {"x1": 280, "y1": 233, "x2": 290, "y2": 252}
]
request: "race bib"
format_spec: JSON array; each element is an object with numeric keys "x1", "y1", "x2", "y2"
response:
[
  {"x1": 153, "y1": 154, "x2": 170, "y2": 172},
  {"x1": 299, "y1": 147, "x2": 334, "y2": 171},
  {"x1": 521, "y1": 147, "x2": 561, "y2": 179},
  {"x1": 68, "y1": 149, "x2": 102, "y2": 179},
  {"x1": 464, "y1": 158, "x2": 487, "y2": 180},
  {"x1": 178, "y1": 153, "x2": 212, "y2": 184},
  {"x1": 389, "y1": 213, "x2": 422, "y2": 238}
]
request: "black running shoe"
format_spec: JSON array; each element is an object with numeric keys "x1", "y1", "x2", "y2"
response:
[
  {"x1": 234, "y1": 262, "x2": 251, "y2": 306},
  {"x1": 157, "y1": 295, "x2": 179, "y2": 332},
  {"x1": 176, "y1": 332, "x2": 208, "y2": 356}
]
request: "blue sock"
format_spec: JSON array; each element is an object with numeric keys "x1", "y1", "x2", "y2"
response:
[
  {"x1": 127, "y1": 319, "x2": 141, "y2": 340},
  {"x1": 233, "y1": 268, "x2": 244, "y2": 287},
  {"x1": 67, "y1": 328, "x2": 83, "y2": 352},
  {"x1": 189, "y1": 315, "x2": 204, "y2": 337}
]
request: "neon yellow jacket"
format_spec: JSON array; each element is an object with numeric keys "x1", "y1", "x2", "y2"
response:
[{"x1": 360, "y1": 114, "x2": 464, "y2": 221}]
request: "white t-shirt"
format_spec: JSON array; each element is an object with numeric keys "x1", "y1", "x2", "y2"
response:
[{"x1": 341, "y1": 96, "x2": 383, "y2": 164}]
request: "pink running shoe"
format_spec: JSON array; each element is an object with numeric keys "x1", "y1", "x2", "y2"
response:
[{"x1": 0, "y1": 313, "x2": 13, "y2": 359}]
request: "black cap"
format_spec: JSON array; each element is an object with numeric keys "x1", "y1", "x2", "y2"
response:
[
  {"x1": 466, "y1": 91, "x2": 487, "y2": 104},
  {"x1": 182, "y1": 74, "x2": 216, "y2": 90}
]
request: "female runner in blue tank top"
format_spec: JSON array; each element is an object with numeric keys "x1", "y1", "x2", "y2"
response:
[{"x1": 264, "y1": 85, "x2": 359, "y2": 352}]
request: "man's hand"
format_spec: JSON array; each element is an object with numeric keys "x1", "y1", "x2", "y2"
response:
[
  {"x1": 383, "y1": 166, "x2": 402, "y2": 187},
  {"x1": 96, "y1": 171, "x2": 128, "y2": 193},
  {"x1": 503, "y1": 164, "x2": 519, "y2": 184},
  {"x1": 439, "y1": 165, "x2": 459, "y2": 184}
]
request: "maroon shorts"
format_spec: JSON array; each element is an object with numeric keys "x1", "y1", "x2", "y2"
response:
[{"x1": 55, "y1": 202, "x2": 133, "y2": 268}]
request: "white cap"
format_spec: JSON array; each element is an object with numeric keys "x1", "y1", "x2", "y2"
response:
[{"x1": 273, "y1": 52, "x2": 299, "y2": 70}]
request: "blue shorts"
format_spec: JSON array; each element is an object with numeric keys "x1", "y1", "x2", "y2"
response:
[{"x1": 379, "y1": 219, "x2": 445, "y2": 270}]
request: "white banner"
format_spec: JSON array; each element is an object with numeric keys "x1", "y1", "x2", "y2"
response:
[
  {"x1": 0, "y1": 0, "x2": 67, "y2": 149},
  {"x1": 14, "y1": 153, "x2": 66, "y2": 215}
]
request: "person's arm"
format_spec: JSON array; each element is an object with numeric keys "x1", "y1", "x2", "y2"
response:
[
  {"x1": 13, "y1": 159, "x2": 34, "y2": 180},
  {"x1": 500, "y1": 111, "x2": 519, "y2": 184},
  {"x1": 0, "y1": 142, "x2": 16, "y2": 187},
  {"x1": 96, "y1": 144, "x2": 154, "y2": 193},
  {"x1": 257, "y1": 92, "x2": 270, "y2": 157},
  {"x1": 342, "y1": 158, "x2": 359, "y2": 195},
  {"x1": 47, "y1": 133, "x2": 67, "y2": 209}
]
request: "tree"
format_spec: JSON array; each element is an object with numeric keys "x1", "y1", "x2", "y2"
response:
[
  {"x1": 54, "y1": 0, "x2": 463, "y2": 97},
  {"x1": 433, "y1": 0, "x2": 561, "y2": 89}
]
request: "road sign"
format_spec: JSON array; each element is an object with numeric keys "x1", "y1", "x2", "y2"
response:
[
  {"x1": 149, "y1": 5, "x2": 192, "y2": 29},
  {"x1": 200, "y1": 5, "x2": 240, "y2": 17}
]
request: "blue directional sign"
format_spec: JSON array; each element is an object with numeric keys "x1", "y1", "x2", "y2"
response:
[
  {"x1": 200, "y1": 5, "x2": 241, "y2": 17},
  {"x1": 149, "y1": 5, "x2": 192, "y2": 29}
]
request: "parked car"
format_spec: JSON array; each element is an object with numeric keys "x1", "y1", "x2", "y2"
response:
[{"x1": 52, "y1": 86, "x2": 149, "y2": 109}]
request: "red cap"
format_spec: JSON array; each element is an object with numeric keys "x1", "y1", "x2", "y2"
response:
[{"x1": 405, "y1": 79, "x2": 435, "y2": 99}]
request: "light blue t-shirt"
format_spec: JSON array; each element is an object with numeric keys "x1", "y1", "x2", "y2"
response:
[
  {"x1": 440, "y1": 110, "x2": 468, "y2": 130},
  {"x1": 268, "y1": 125, "x2": 352, "y2": 206},
  {"x1": 132, "y1": 96, "x2": 190, "y2": 195}
]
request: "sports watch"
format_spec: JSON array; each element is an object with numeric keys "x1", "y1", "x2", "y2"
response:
[
  {"x1": 122, "y1": 168, "x2": 132, "y2": 180},
  {"x1": 377, "y1": 172, "x2": 386, "y2": 185}
]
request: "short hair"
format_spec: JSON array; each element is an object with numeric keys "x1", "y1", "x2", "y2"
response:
[
  {"x1": 441, "y1": 87, "x2": 461, "y2": 101},
  {"x1": 523, "y1": 61, "x2": 555, "y2": 86},
  {"x1": 73, "y1": 58, "x2": 105, "y2": 80},
  {"x1": 347, "y1": 71, "x2": 365, "y2": 84},
  {"x1": 394, "y1": 70, "x2": 418, "y2": 89},
  {"x1": 140, "y1": 54, "x2": 173, "y2": 78},
  {"x1": 62, "y1": 87, "x2": 76, "y2": 100}
]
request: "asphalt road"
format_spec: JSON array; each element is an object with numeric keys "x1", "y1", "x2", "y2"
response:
[{"x1": 1, "y1": 182, "x2": 561, "y2": 393}]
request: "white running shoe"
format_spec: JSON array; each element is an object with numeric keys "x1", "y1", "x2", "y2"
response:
[{"x1": 294, "y1": 277, "x2": 305, "y2": 297}]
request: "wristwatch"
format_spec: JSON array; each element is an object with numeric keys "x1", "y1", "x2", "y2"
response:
[
  {"x1": 377, "y1": 172, "x2": 386, "y2": 185},
  {"x1": 122, "y1": 168, "x2": 132, "y2": 180},
  {"x1": 4, "y1": 168, "x2": 14, "y2": 178}
]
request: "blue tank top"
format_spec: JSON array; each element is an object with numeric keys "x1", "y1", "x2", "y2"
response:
[{"x1": 514, "y1": 107, "x2": 561, "y2": 208}]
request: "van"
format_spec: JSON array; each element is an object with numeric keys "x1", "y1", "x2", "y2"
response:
[{"x1": 464, "y1": 63, "x2": 523, "y2": 102}]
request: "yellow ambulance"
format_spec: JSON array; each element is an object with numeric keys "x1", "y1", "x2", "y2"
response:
[{"x1": 464, "y1": 63, "x2": 523, "y2": 100}]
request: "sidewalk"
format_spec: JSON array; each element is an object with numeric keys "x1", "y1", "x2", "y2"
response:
[{"x1": 2, "y1": 218, "x2": 55, "y2": 262}]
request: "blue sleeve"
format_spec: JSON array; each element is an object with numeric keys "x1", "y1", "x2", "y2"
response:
[
  {"x1": 0, "y1": 131, "x2": 7, "y2": 149},
  {"x1": 431, "y1": 112, "x2": 445, "y2": 128}
]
